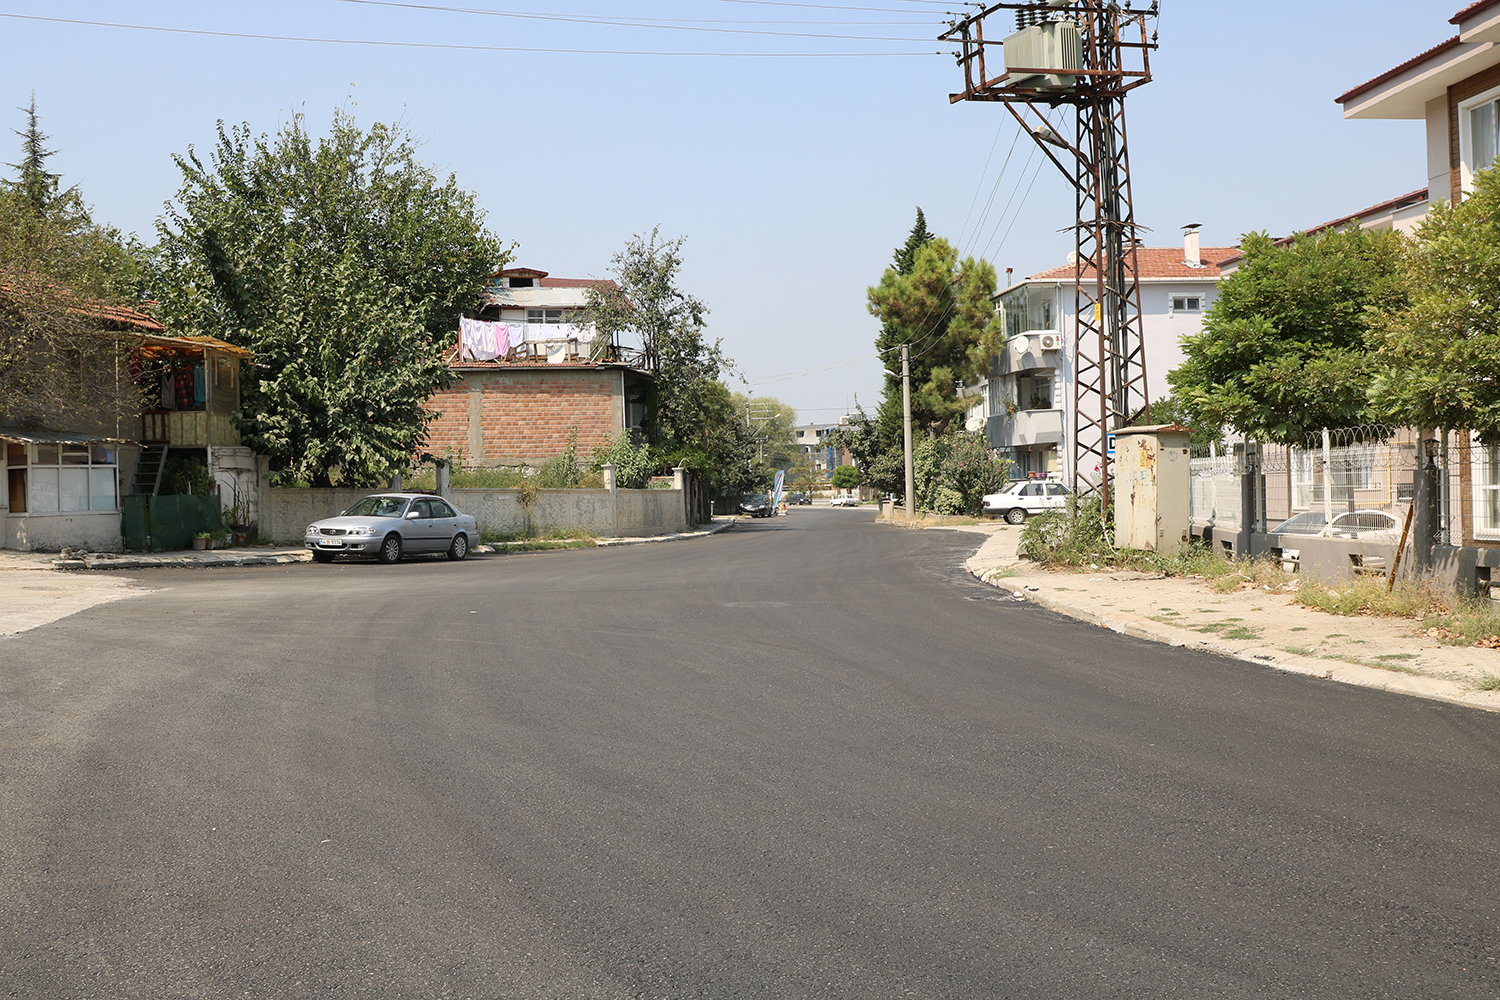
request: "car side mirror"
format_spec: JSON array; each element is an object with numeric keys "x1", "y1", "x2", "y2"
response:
[{"x1": 406, "y1": 510, "x2": 421, "y2": 520}]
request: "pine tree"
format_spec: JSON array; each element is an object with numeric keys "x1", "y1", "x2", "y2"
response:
[
  {"x1": 6, "y1": 93, "x2": 62, "y2": 215},
  {"x1": 891, "y1": 207, "x2": 935, "y2": 276}
]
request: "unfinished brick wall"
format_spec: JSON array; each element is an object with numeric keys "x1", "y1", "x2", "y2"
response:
[
  {"x1": 423, "y1": 368, "x2": 622, "y2": 467},
  {"x1": 423, "y1": 385, "x2": 471, "y2": 462}
]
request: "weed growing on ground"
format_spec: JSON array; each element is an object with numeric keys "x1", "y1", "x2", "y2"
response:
[
  {"x1": 1474, "y1": 673, "x2": 1500, "y2": 691},
  {"x1": 480, "y1": 527, "x2": 596, "y2": 552},
  {"x1": 1294, "y1": 576, "x2": 1500, "y2": 647}
]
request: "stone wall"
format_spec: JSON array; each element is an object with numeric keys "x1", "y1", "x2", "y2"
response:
[{"x1": 263, "y1": 484, "x2": 688, "y2": 544}]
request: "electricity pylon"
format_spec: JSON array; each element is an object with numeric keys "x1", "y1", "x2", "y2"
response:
[{"x1": 940, "y1": 1, "x2": 1159, "y2": 503}]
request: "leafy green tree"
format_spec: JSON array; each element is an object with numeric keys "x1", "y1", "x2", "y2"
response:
[
  {"x1": 1369, "y1": 168, "x2": 1500, "y2": 440},
  {"x1": 589, "y1": 431, "x2": 656, "y2": 490},
  {"x1": 830, "y1": 464, "x2": 863, "y2": 490},
  {"x1": 868, "y1": 237, "x2": 1005, "y2": 445},
  {"x1": 912, "y1": 431, "x2": 1011, "y2": 516},
  {"x1": 1135, "y1": 392, "x2": 1224, "y2": 451},
  {"x1": 1168, "y1": 226, "x2": 1407, "y2": 444},
  {"x1": 733, "y1": 392, "x2": 796, "y2": 467},
  {"x1": 150, "y1": 109, "x2": 507, "y2": 485},
  {"x1": 583, "y1": 228, "x2": 745, "y2": 489}
]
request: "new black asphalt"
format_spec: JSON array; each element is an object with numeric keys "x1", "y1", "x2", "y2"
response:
[{"x1": 3, "y1": 509, "x2": 1498, "y2": 998}]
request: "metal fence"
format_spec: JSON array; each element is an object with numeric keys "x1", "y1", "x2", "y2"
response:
[{"x1": 1189, "y1": 428, "x2": 1500, "y2": 547}]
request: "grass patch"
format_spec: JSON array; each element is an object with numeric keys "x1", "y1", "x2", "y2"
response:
[
  {"x1": 1290, "y1": 627, "x2": 1308, "y2": 632},
  {"x1": 1376, "y1": 653, "x2": 1416, "y2": 661},
  {"x1": 1222, "y1": 626, "x2": 1262, "y2": 641},
  {"x1": 1283, "y1": 645, "x2": 1316, "y2": 657},
  {"x1": 1295, "y1": 575, "x2": 1500, "y2": 647},
  {"x1": 986, "y1": 567, "x2": 1023, "y2": 579},
  {"x1": 1474, "y1": 673, "x2": 1500, "y2": 691}
]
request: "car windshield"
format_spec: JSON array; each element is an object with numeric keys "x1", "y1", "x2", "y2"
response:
[
  {"x1": 1273, "y1": 512, "x2": 1328, "y2": 534},
  {"x1": 745, "y1": 495, "x2": 768, "y2": 503},
  {"x1": 344, "y1": 496, "x2": 409, "y2": 518}
]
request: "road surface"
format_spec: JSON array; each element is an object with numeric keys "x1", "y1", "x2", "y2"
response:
[{"x1": 3, "y1": 509, "x2": 1498, "y2": 998}]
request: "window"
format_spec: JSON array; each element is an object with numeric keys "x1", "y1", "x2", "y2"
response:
[
  {"x1": 1171, "y1": 295, "x2": 1202, "y2": 312},
  {"x1": 509, "y1": 277, "x2": 535, "y2": 288},
  {"x1": 527, "y1": 309, "x2": 564, "y2": 324},
  {"x1": 1475, "y1": 442, "x2": 1500, "y2": 541},
  {"x1": 9, "y1": 441, "x2": 117, "y2": 514},
  {"x1": 1472, "y1": 99, "x2": 1499, "y2": 177}
]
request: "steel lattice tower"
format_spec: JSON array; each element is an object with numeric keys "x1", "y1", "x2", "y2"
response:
[{"x1": 940, "y1": 1, "x2": 1158, "y2": 503}]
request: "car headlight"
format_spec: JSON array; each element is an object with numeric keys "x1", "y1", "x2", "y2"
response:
[
  {"x1": 351, "y1": 526, "x2": 376, "y2": 536},
  {"x1": 307, "y1": 523, "x2": 319, "y2": 535}
]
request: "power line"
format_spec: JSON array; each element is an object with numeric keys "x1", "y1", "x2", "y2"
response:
[
  {"x1": 325, "y1": 0, "x2": 941, "y2": 39},
  {"x1": 0, "y1": 12, "x2": 940, "y2": 56},
  {"x1": 330, "y1": 0, "x2": 935, "y2": 26}
]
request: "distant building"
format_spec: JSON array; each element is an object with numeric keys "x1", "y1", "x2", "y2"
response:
[
  {"x1": 423, "y1": 267, "x2": 654, "y2": 468},
  {"x1": 792, "y1": 416, "x2": 856, "y2": 473},
  {"x1": 966, "y1": 229, "x2": 1236, "y2": 482}
]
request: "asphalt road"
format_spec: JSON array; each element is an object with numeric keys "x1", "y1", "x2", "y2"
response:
[{"x1": 3, "y1": 509, "x2": 1499, "y2": 999}]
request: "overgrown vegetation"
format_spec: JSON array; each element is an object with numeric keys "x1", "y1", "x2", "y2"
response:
[{"x1": 1019, "y1": 497, "x2": 1500, "y2": 647}]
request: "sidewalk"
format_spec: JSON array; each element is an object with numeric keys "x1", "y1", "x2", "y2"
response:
[
  {"x1": 0, "y1": 518, "x2": 735, "y2": 573},
  {"x1": 946, "y1": 521, "x2": 1500, "y2": 714}
]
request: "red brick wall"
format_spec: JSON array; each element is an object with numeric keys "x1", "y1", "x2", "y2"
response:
[
  {"x1": 424, "y1": 385, "x2": 471, "y2": 462},
  {"x1": 422, "y1": 370, "x2": 620, "y2": 467}
]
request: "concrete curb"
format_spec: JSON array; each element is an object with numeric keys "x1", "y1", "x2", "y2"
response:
[
  {"x1": 967, "y1": 556, "x2": 1500, "y2": 714},
  {"x1": 595, "y1": 520, "x2": 733, "y2": 546}
]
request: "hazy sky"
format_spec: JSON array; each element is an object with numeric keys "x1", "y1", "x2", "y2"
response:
[{"x1": 0, "y1": 1, "x2": 1459, "y2": 421}]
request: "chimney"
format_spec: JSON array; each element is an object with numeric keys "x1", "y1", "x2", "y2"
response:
[
  {"x1": 1182, "y1": 223, "x2": 1202, "y2": 268},
  {"x1": 1005, "y1": 267, "x2": 1014, "y2": 285}
]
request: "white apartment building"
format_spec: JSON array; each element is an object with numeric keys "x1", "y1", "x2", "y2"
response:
[{"x1": 967, "y1": 229, "x2": 1235, "y2": 482}]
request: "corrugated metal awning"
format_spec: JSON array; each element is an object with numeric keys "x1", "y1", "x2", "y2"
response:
[
  {"x1": 0, "y1": 427, "x2": 122, "y2": 445},
  {"x1": 136, "y1": 334, "x2": 253, "y2": 360}
]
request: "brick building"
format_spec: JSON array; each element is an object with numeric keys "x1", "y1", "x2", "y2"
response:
[{"x1": 424, "y1": 267, "x2": 653, "y2": 468}]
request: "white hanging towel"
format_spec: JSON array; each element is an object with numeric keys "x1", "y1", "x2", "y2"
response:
[{"x1": 509, "y1": 323, "x2": 526, "y2": 349}]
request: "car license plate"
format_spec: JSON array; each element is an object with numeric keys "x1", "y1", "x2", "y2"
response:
[{"x1": 317, "y1": 540, "x2": 345, "y2": 548}]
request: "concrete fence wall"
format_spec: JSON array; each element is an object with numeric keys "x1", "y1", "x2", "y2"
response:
[{"x1": 262, "y1": 484, "x2": 688, "y2": 544}]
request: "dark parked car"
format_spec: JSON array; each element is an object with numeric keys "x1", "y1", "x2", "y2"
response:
[
  {"x1": 785, "y1": 492, "x2": 812, "y2": 506},
  {"x1": 738, "y1": 494, "x2": 773, "y2": 518},
  {"x1": 305, "y1": 493, "x2": 479, "y2": 563}
]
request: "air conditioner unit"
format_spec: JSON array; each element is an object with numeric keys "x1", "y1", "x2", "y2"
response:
[
  {"x1": 1037, "y1": 333, "x2": 1061, "y2": 351},
  {"x1": 1002, "y1": 20, "x2": 1082, "y2": 92}
]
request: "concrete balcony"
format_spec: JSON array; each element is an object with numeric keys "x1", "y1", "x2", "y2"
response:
[{"x1": 987, "y1": 408, "x2": 1065, "y2": 449}]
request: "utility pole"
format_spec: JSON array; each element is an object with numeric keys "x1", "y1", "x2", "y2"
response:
[
  {"x1": 940, "y1": 0, "x2": 1158, "y2": 507},
  {"x1": 902, "y1": 344, "x2": 915, "y2": 522}
]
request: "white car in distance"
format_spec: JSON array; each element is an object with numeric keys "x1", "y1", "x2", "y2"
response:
[{"x1": 982, "y1": 480, "x2": 1071, "y2": 524}]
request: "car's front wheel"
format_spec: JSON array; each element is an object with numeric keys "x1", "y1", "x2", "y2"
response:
[
  {"x1": 377, "y1": 533, "x2": 403, "y2": 564},
  {"x1": 1005, "y1": 508, "x2": 1027, "y2": 525},
  {"x1": 447, "y1": 534, "x2": 469, "y2": 561}
]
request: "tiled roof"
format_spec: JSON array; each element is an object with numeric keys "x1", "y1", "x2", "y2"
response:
[
  {"x1": 1026, "y1": 246, "x2": 1240, "y2": 282},
  {"x1": 540, "y1": 277, "x2": 615, "y2": 290},
  {"x1": 1453, "y1": 0, "x2": 1500, "y2": 24},
  {"x1": 1335, "y1": 34, "x2": 1462, "y2": 105}
]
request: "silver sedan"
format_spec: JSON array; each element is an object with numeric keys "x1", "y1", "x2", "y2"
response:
[{"x1": 305, "y1": 493, "x2": 479, "y2": 564}]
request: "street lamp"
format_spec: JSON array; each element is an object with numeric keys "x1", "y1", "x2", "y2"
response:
[{"x1": 885, "y1": 344, "x2": 914, "y2": 522}]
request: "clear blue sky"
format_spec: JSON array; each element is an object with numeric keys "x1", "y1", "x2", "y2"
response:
[{"x1": 0, "y1": 1, "x2": 1458, "y2": 421}]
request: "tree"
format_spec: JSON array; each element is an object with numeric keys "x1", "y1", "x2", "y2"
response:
[
  {"x1": 1368, "y1": 167, "x2": 1500, "y2": 440},
  {"x1": 150, "y1": 109, "x2": 508, "y2": 485},
  {"x1": 1, "y1": 105, "x2": 147, "y2": 434},
  {"x1": 831, "y1": 464, "x2": 863, "y2": 490},
  {"x1": 912, "y1": 432, "x2": 1011, "y2": 516},
  {"x1": 868, "y1": 237, "x2": 1005, "y2": 447},
  {"x1": 1168, "y1": 226, "x2": 1407, "y2": 444},
  {"x1": 733, "y1": 392, "x2": 796, "y2": 467},
  {"x1": 583, "y1": 228, "x2": 745, "y2": 489},
  {"x1": 1135, "y1": 392, "x2": 1224, "y2": 451},
  {"x1": 891, "y1": 206, "x2": 935, "y2": 276}
]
